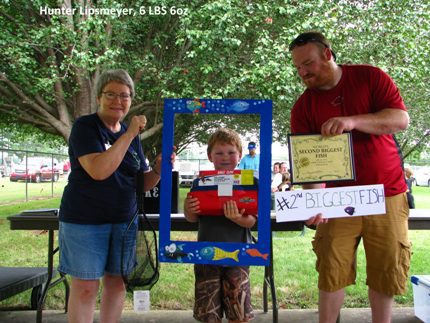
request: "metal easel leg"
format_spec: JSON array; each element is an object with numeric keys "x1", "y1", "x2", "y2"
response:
[
  {"x1": 262, "y1": 231, "x2": 278, "y2": 322},
  {"x1": 269, "y1": 232, "x2": 278, "y2": 323},
  {"x1": 263, "y1": 265, "x2": 268, "y2": 312}
]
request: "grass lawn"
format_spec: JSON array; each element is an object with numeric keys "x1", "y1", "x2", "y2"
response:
[
  {"x1": 0, "y1": 176, "x2": 67, "y2": 204},
  {"x1": 0, "y1": 184, "x2": 429, "y2": 310},
  {"x1": 412, "y1": 185, "x2": 430, "y2": 208}
]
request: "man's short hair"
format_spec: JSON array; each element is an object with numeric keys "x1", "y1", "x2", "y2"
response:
[{"x1": 289, "y1": 31, "x2": 336, "y2": 61}]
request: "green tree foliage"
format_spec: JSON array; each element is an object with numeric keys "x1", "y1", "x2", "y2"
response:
[
  {"x1": 0, "y1": 120, "x2": 67, "y2": 153},
  {"x1": 0, "y1": 0, "x2": 429, "y2": 159}
]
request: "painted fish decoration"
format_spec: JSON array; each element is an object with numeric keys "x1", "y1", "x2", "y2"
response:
[
  {"x1": 199, "y1": 246, "x2": 239, "y2": 262},
  {"x1": 165, "y1": 250, "x2": 192, "y2": 262},
  {"x1": 245, "y1": 248, "x2": 268, "y2": 260},
  {"x1": 186, "y1": 99, "x2": 206, "y2": 113},
  {"x1": 228, "y1": 101, "x2": 249, "y2": 112},
  {"x1": 344, "y1": 206, "x2": 355, "y2": 216},
  {"x1": 164, "y1": 243, "x2": 193, "y2": 262}
]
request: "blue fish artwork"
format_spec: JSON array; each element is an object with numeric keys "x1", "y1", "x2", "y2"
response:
[
  {"x1": 344, "y1": 206, "x2": 355, "y2": 216},
  {"x1": 164, "y1": 243, "x2": 193, "y2": 262},
  {"x1": 199, "y1": 246, "x2": 215, "y2": 260},
  {"x1": 228, "y1": 101, "x2": 249, "y2": 112}
]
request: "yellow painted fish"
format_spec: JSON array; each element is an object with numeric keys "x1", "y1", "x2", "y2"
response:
[{"x1": 213, "y1": 247, "x2": 239, "y2": 262}]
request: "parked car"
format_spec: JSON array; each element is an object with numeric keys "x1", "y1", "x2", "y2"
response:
[
  {"x1": 177, "y1": 161, "x2": 198, "y2": 187},
  {"x1": 179, "y1": 171, "x2": 197, "y2": 187},
  {"x1": 413, "y1": 167, "x2": 430, "y2": 187},
  {"x1": 63, "y1": 160, "x2": 71, "y2": 174},
  {"x1": 9, "y1": 158, "x2": 60, "y2": 183}
]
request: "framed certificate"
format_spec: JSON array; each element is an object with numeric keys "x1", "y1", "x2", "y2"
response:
[{"x1": 287, "y1": 133, "x2": 355, "y2": 184}]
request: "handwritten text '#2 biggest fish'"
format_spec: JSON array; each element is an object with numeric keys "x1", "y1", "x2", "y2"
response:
[
  {"x1": 305, "y1": 188, "x2": 384, "y2": 208},
  {"x1": 281, "y1": 188, "x2": 385, "y2": 210}
]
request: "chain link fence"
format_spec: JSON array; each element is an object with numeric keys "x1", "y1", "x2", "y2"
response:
[{"x1": 0, "y1": 148, "x2": 68, "y2": 203}]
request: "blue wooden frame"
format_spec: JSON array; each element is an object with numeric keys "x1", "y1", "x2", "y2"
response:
[{"x1": 159, "y1": 98, "x2": 272, "y2": 266}]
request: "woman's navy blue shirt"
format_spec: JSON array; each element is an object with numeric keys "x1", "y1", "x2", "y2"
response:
[{"x1": 59, "y1": 113, "x2": 149, "y2": 224}]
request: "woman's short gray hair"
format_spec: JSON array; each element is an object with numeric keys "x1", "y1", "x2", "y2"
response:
[{"x1": 95, "y1": 69, "x2": 135, "y2": 98}]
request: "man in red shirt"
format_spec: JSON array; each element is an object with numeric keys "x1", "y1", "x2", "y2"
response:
[{"x1": 289, "y1": 31, "x2": 410, "y2": 323}]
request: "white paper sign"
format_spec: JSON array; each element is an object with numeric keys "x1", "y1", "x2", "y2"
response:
[
  {"x1": 218, "y1": 184, "x2": 233, "y2": 196},
  {"x1": 275, "y1": 184, "x2": 386, "y2": 222},
  {"x1": 197, "y1": 174, "x2": 246, "y2": 186},
  {"x1": 133, "y1": 290, "x2": 150, "y2": 312}
]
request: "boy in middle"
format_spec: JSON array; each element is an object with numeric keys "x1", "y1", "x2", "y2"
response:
[{"x1": 184, "y1": 127, "x2": 257, "y2": 323}]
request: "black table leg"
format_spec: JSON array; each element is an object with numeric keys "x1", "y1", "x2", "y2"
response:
[
  {"x1": 35, "y1": 229, "x2": 70, "y2": 322},
  {"x1": 36, "y1": 230, "x2": 55, "y2": 323}
]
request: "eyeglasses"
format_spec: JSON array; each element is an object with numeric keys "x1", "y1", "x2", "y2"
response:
[
  {"x1": 289, "y1": 36, "x2": 329, "y2": 50},
  {"x1": 102, "y1": 92, "x2": 131, "y2": 101},
  {"x1": 289, "y1": 35, "x2": 337, "y2": 61}
]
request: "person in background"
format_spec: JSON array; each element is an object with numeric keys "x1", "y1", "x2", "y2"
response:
[
  {"x1": 58, "y1": 69, "x2": 174, "y2": 323},
  {"x1": 405, "y1": 168, "x2": 415, "y2": 209},
  {"x1": 184, "y1": 128, "x2": 256, "y2": 323},
  {"x1": 271, "y1": 162, "x2": 289, "y2": 192},
  {"x1": 289, "y1": 31, "x2": 410, "y2": 323},
  {"x1": 239, "y1": 141, "x2": 260, "y2": 173},
  {"x1": 272, "y1": 162, "x2": 281, "y2": 177},
  {"x1": 279, "y1": 161, "x2": 289, "y2": 175},
  {"x1": 278, "y1": 171, "x2": 293, "y2": 192}
]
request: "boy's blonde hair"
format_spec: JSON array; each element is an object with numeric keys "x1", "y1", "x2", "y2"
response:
[{"x1": 207, "y1": 128, "x2": 242, "y2": 155}]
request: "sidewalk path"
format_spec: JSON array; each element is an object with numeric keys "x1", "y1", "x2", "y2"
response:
[{"x1": 0, "y1": 307, "x2": 421, "y2": 322}]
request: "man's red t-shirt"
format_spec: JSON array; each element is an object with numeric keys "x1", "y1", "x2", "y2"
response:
[{"x1": 291, "y1": 64, "x2": 407, "y2": 196}]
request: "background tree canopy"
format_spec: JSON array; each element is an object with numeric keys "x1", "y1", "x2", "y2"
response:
[{"x1": 0, "y1": 0, "x2": 429, "y2": 160}]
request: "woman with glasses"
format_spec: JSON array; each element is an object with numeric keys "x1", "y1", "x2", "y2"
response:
[{"x1": 58, "y1": 69, "x2": 164, "y2": 323}]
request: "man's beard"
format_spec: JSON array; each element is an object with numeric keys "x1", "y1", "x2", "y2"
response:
[{"x1": 303, "y1": 62, "x2": 333, "y2": 90}]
